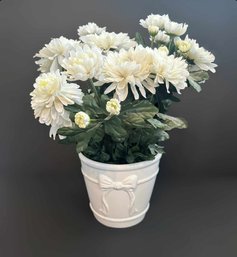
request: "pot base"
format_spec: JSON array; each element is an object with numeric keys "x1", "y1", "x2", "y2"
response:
[{"x1": 89, "y1": 203, "x2": 150, "y2": 228}]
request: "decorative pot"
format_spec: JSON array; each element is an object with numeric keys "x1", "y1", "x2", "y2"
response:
[{"x1": 79, "y1": 153, "x2": 162, "y2": 228}]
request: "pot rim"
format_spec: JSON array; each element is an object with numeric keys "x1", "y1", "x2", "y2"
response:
[{"x1": 79, "y1": 153, "x2": 162, "y2": 171}]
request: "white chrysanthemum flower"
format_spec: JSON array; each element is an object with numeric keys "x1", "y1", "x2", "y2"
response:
[
  {"x1": 175, "y1": 38, "x2": 191, "y2": 53},
  {"x1": 34, "y1": 36, "x2": 79, "y2": 73},
  {"x1": 164, "y1": 21, "x2": 188, "y2": 36},
  {"x1": 62, "y1": 44, "x2": 103, "y2": 81},
  {"x1": 152, "y1": 49, "x2": 189, "y2": 93},
  {"x1": 78, "y1": 22, "x2": 106, "y2": 37},
  {"x1": 30, "y1": 70, "x2": 83, "y2": 138},
  {"x1": 157, "y1": 46, "x2": 169, "y2": 55},
  {"x1": 184, "y1": 36, "x2": 217, "y2": 73},
  {"x1": 140, "y1": 14, "x2": 170, "y2": 30},
  {"x1": 80, "y1": 31, "x2": 137, "y2": 52},
  {"x1": 106, "y1": 99, "x2": 121, "y2": 115},
  {"x1": 74, "y1": 112, "x2": 90, "y2": 128},
  {"x1": 154, "y1": 30, "x2": 170, "y2": 44},
  {"x1": 100, "y1": 46, "x2": 156, "y2": 101}
]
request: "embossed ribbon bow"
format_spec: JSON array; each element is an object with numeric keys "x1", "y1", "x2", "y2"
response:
[{"x1": 98, "y1": 174, "x2": 138, "y2": 215}]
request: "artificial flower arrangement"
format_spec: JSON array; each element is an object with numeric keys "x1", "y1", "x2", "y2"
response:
[{"x1": 30, "y1": 14, "x2": 217, "y2": 165}]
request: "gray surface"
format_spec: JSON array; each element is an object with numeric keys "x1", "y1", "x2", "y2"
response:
[{"x1": 0, "y1": 0, "x2": 237, "y2": 256}]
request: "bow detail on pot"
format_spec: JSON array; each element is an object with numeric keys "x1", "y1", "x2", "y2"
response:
[{"x1": 98, "y1": 174, "x2": 138, "y2": 216}]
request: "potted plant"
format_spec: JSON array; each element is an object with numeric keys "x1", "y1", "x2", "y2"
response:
[{"x1": 30, "y1": 14, "x2": 217, "y2": 228}]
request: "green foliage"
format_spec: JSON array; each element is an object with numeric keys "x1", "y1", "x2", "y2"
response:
[
  {"x1": 188, "y1": 70, "x2": 209, "y2": 92},
  {"x1": 121, "y1": 100, "x2": 158, "y2": 127},
  {"x1": 57, "y1": 96, "x2": 175, "y2": 164},
  {"x1": 104, "y1": 116, "x2": 127, "y2": 142},
  {"x1": 188, "y1": 77, "x2": 202, "y2": 92},
  {"x1": 57, "y1": 85, "x2": 188, "y2": 164},
  {"x1": 157, "y1": 113, "x2": 188, "y2": 130},
  {"x1": 154, "y1": 84, "x2": 181, "y2": 113},
  {"x1": 135, "y1": 32, "x2": 145, "y2": 46}
]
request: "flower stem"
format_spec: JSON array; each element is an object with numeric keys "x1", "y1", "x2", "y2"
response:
[
  {"x1": 89, "y1": 79, "x2": 100, "y2": 102},
  {"x1": 151, "y1": 37, "x2": 155, "y2": 48}
]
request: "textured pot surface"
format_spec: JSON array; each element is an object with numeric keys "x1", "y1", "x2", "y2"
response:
[{"x1": 79, "y1": 153, "x2": 162, "y2": 228}]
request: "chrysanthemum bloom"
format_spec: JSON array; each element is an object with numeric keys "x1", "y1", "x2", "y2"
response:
[
  {"x1": 80, "y1": 31, "x2": 137, "y2": 52},
  {"x1": 154, "y1": 31, "x2": 170, "y2": 44},
  {"x1": 78, "y1": 22, "x2": 106, "y2": 37},
  {"x1": 151, "y1": 49, "x2": 189, "y2": 93},
  {"x1": 164, "y1": 21, "x2": 188, "y2": 36},
  {"x1": 175, "y1": 39, "x2": 192, "y2": 53},
  {"x1": 140, "y1": 14, "x2": 170, "y2": 30},
  {"x1": 157, "y1": 46, "x2": 169, "y2": 55},
  {"x1": 30, "y1": 70, "x2": 83, "y2": 138},
  {"x1": 106, "y1": 99, "x2": 121, "y2": 115},
  {"x1": 184, "y1": 36, "x2": 217, "y2": 73},
  {"x1": 100, "y1": 46, "x2": 156, "y2": 101},
  {"x1": 74, "y1": 112, "x2": 90, "y2": 128},
  {"x1": 34, "y1": 36, "x2": 78, "y2": 73},
  {"x1": 62, "y1": 44, "x2": 104, "y2": 81}
]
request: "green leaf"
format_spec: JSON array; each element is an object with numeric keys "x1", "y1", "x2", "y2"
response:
[
  {"x1": 122, "y1": 100, "x2": 158, "y2": 115},
  {"x1": 157, "y1": 113, "x2": 188, "y2": 130},
  {"x1": 100, "y1": 152, "x2": 110, "y2": 162},
  {"x1": 139, "y1": 128, "x2": 169, "y2": 145},
  {"x1": 92, "y1": 126, "x2": 105, "y2": 142},
  {"x1": 121, "y1": 100, "x2": 158, "y2": 127},
  {"x1": 153, "y1": 129, "x2": 170, "y2": 141},
  {"x1": 100, "y1": 94, "x2": 110, "y2": 108},
  {"x1": 148, "y1": 144, "x2": 165, "y2": 155},
  {"x1": 147, "y1": 118, "x2": 169, "y2": 130},
  {"x1": 64, "y1": 104, "x2": 83, "y2": 113},
  {"x1": 123, "y1": 113, "x2": 151, "y2": 127},
  {"x1": 57, "y1": 126, "x2": 84, "y2": 136},
  {"x1": 135, "y1": 32, "x2": 145, "y2": 46},
  {"x1": 189, "y1": 70, "x2": 209, "y2": 83},
  {"x1": 169, "y1": 95, "x2": 180, "y2": 102},
  {"x1": 76, "y1": 126, "x2": 98, "y2": 153},
  {"x1": 188, "y1": 77, "x2": 202, "y2": 93},
  {"x1": 104, "y1": 116, "x2": 127, "y2": 142},
  {"x1": 126, "y1": 151, "x2": 135, "y2": 163},
  {"x1": 82, "y1": 94, "x2": 104, "y2": 115}
]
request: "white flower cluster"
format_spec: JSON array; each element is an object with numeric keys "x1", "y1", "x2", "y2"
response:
[
  {"x1": 140, "y1": 14, "x2": 188, "y2": 38},
  {"x1": 31, "y1": 16, "x2": 217, "y2": 138},
  {"x1": 139, "y1": 14, "x2": 217, "y2": 73}
]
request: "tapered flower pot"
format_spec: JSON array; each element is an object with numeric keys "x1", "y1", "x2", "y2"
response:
[{"x1": 79, "y1": 153, "x2": 162, "y2": 228}]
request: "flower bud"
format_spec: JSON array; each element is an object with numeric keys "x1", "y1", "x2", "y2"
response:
[
  {"x1": 106, "y1": 98, "x2": 121, "y2": 115},
  {"x1": 176, "y1": 40, "x2": 191, "y2": 53},
  {"x1": 157, "y1": 46, "x2": 169, "y2": 55},
  {"x1": 74, "y1": 112, "x2": 90, "y2": 128},
  {"x1": 148, "y1": 25, "x2": 159, "y2": 37}
]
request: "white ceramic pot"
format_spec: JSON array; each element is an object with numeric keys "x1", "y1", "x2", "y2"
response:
[{"x1": 79, "y1": 153, "x2": 162, "y2": 228}]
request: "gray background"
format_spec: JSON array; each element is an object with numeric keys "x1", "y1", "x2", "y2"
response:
[{"x1": 0, "y1": 0, "x2": 237, "y2": 256}]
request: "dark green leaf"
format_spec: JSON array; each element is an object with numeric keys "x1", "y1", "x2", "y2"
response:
[
  {"x1": 104, "y1": 117, "x2": 127, "y2": 142},
  {"x1": 121, "y1": 100, "x2": 158, "y2": 126},
  {"x1": 123, "y1": 113, "x2": 151, "y2": 127},
  {"x1": 135, "y1": 32, "x2": 145, "y2": 46},
  {"x1": 64, "y1": 104, "x2": 83, "y2": 113},
  {"x1": 83, "y1": 94, "x2": 104, "y2": 115},
  {"x1": 157, "y1": 113, "x2": 187, "y2": 130},
  {"x1": 76, "y1": 126, "x2": 98, "y2": 153},
  {"x1": 92, "y1": 126, "x2": 105, "y2": 142},
  {"x1": 147, "y1": 118, "x2": 169, "y2": 130},
  {"x1": 57, "y1": 126, "x2": 84, "y2": 136}
]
